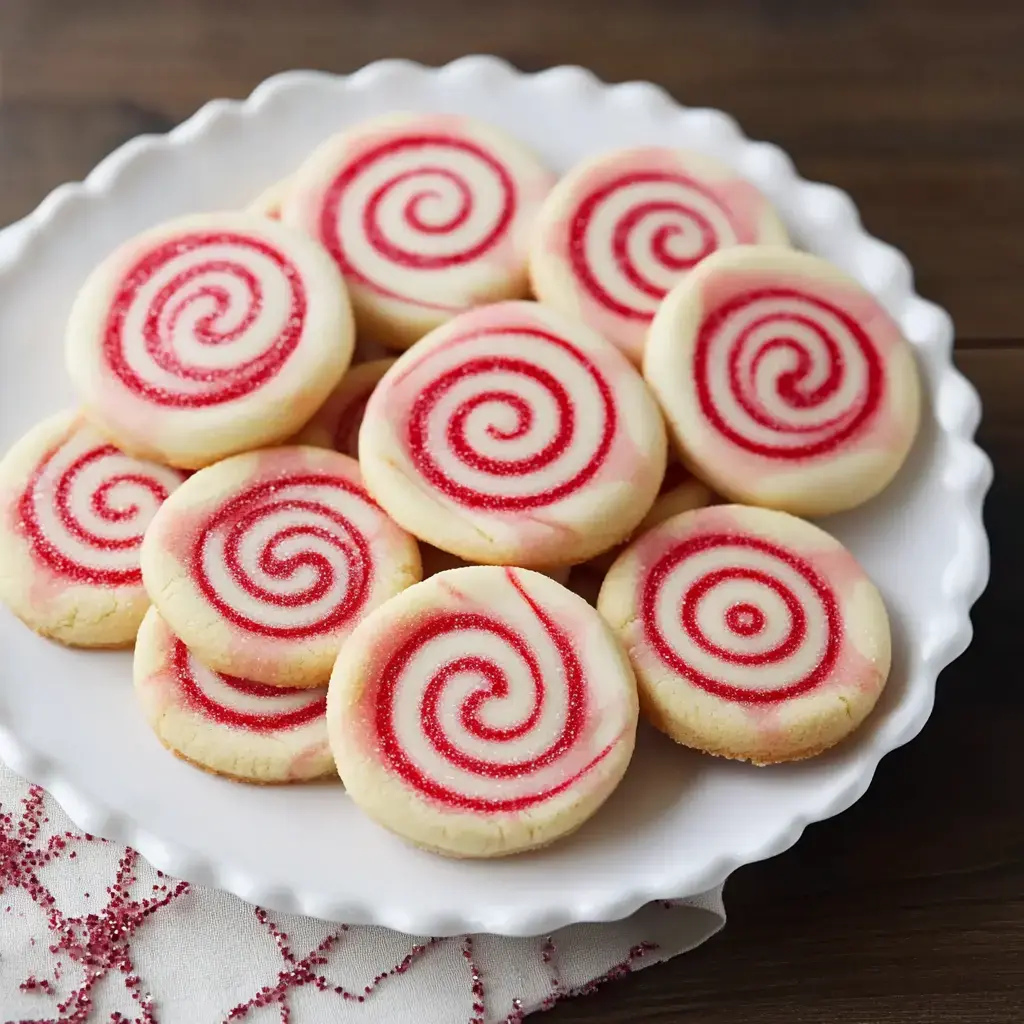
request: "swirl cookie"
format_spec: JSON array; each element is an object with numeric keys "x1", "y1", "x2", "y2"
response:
[
  {"x1": 598, "y1": 504, "x2": 891, "y2": 764},
  {"x1": 133, "y1": 608, "x2": 334, "y2": 784},
  {"x1": 529, "y1": 147, "x2": 789, "y2": 364},
  {"x1": 328, "y1": 565, "x2": 638, "y2": 857},
  {"x1": 358, "y1": 300, "x2": 668, "y2": 567},
  {"x1": 295, "y1": 358, "x2": 396, "y2": 455},
  {"x1": 281, "y1": 112, "x2": 555, "y2": 349},
  {"x1": 0, "y1": 411, "x2": 185, "y2": 646},
  {"x1": 66, "y1": 211, "x2": 355, "y2": 469},
  {"x1": 644, "y1": 246, "x2": 921, "y2": 515},
  {"x1": 141, "y1": 445, "x2": 421, "y2": 687}
]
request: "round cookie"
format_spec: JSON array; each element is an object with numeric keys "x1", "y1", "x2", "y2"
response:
[
  {"x1": 0, "y1": 411, "x2": 185, "y2": 647},
  {"x1": 529, "y1": 147, "x2": 789, "y2": 364},
  {"x1": 328, "y1": 565, "x2": 638, "y2": 857},
  {"x1": 134, "y1": 608, "x2": 334, "y2": 784},
  {"x1": 295, "y1": 358, "x2": 396, "y2": 455},
  {"x1": 598, "y1": 504, "x2": 891, "y2": 765},
  {"x1": 281, "y1": 112, "x2": 555, "y2": 350},
  {"x1": 66, "y1": 211, "x2": 355, "y2": 469},
  {"x1": 644, "y1": 245, "x2": 921, "y2": 515},
  {"x1": 247, "y1": 177, "x2": 292, "y2": 219},
  {"x1": 358, "y1": 300, "x2": 668, "y2": 567},
  {"x1": 141, "y1": 445, "x2": 421, "y2": 687}
]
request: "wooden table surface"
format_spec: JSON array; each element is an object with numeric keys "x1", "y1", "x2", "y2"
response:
[{"x1": 1, "y1": 2, "x2": 1020, "y2": 1021}]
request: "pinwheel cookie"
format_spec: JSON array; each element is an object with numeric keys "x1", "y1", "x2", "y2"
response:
[
  {"x1": 529, "y1": 146, "x2": 789, "y2": 364},
  {"x1": 134, "y1": 608, "x2": 334, "y2": 784},
  {"x1": 66, "y1": 211, "x2": 354, "y2": 469},
  {"x1": 644, "y1": 246, "x2": 921, "y2": 515},
  {"x1": 598, "y1": 504, "x2": 891, "y2": 764},
  {"x1": 141, "y1": 445, "x2": 421, "y2": 687},
  {"x1": 328, "y1": 565, "x2": 639, "y2": 857},
  {"x1": 0, "y1": 411, "x2": 185, "y2": 646},
  {"x1": 282, "y1": 112, "x2": 555, "y2": 349},
  {"x1": 358, "y1": 300, "x2": 668, "y2": 567}
]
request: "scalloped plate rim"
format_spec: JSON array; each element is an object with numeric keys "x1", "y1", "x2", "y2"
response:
[{"x1": 0, "y1": 56, "x2": 993, "y2": 937}]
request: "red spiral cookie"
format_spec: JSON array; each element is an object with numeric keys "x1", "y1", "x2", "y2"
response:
[
  {"x1": 141, "y1": 445, "x2": 421, "y2": 687},
  {"x1": 0, "y1": 411, "x2": 185, "y2": 647},
  {"x1": 281, "y1": 113, "x2": 556, "y2": 350},
  {"x1": 644, "y1": 246, "x2": 921, "y2": 515},
  {"x1": 598, "y1": 504, "x2": 891, "y2": 764},
  {"x1": 358, "y1": 300, "x2": 668, "y2": 567},
  {"x1": 295, "y1": 358, "x2": 396, "y2": 455},
  {"x1": 66, "y1": 211, "x2": 355, "y2": 469},
  {"x1": 529, "y1": 147, "x2": 789, "y2": 364},
  {"x1": 133, "y1": 608, "x2": 334, "y2": 784},
  {"x1": 328, "y1": 565, "x2": 638, "y2": 857}
]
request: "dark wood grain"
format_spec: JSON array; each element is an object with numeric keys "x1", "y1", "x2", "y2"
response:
[{"x1": 0, "y1": 2, "x2": 1020, "y2": 1022}]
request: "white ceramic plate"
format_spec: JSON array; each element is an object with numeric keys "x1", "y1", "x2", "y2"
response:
[{"x1": 0, "y1": 57, "x2": 992, "y2": 937}]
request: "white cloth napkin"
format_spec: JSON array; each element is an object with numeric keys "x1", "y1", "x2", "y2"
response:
[{"x1": 0, "y1": 763, "x2": 725, "y2": 1023}]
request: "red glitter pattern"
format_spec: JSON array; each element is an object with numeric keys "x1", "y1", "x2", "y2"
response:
[
  {"x1": 641, "y1": 532, "x2": 842, "y2": 704},
  {"x1": 569, "y1": 170, "x2": 739, "y2": 321},
  {"x1": 19, "y1": 441, "x2": 180, "y2": 586},
  {"x1": 318, "y1": 134, "x2": 516, "y2": 309},
  {"x1": 693, "y1": 287, "x2": 885, "y2": 459},
  {"x1": 1, "y1": 782, "x2": 678, "y2": 1021},
  {"x1": 0, "y1": 786, "x2": 188, "y2": 1024},
  {"x1": 404, "y1": 325, "x2": 617, "y2": 511},
  {"x1": 172, "y1": 639, "x2": 326, "y2": 732},
  {"x1": 373, "y1": 568, "x2": 613, "y2": 813},
  {"x1": 102, "y1": 231, "x2": 307, "y2": 408},
  {"x1": 190, "y1": 472, "x2": 375, "y2": 640}
]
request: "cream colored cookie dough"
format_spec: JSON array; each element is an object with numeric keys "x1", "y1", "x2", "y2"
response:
[
  {"x1": 588, "y1": 463, "x2": 714, "y2": 573},
  {"x1": 358, "y1": 300, "x2": 667, "y2": 567},
  {"x1": 247, "y1": 176, "x2": 293, "y2": 219},
  {"x1": 644, "y1": 245, "x2": 921, "y2": 515},
  {"x1": 134, "y1": 607, "x2": 335, "y2": 784},
  {"x1": 141, "y1": 445, "x2": 421, "y2": 687},
  {"x1": 328, "y1": 565, "x2": 638, "y2": 857},
  {"x1": 66, "y1": 211, "x2": 354, "y2": 469},
  {"x1": 0, "y1": 410, "x2": 184, "y2": 647},
  {"x1": 598, "y1": 504, "x2": 891, "y2": 764},
  {"x1": 281, "y1": 112, "x2": 556, "y2": 349}
]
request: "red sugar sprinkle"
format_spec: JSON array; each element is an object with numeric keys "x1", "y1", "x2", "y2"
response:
[{"x1": 2, "y1": 783, "x2": 664, "y2": 1022}]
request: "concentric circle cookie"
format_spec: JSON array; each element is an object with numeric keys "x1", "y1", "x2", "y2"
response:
[
  {"x1": 0, "y1": 411, "x2": 185, "y2": 647},
  {"x1": 358, "y1": 300, "x2": 668, "y2": 567},
  {"x1": 598, "y1": 504, "x2": 891, "y2": 765},
  {"x1": 328, "y1": 565, "x2": 638, "y2": 857},
  {"x1": 295, "y1": 358, "x2": 396, "y2": 455},
  {"x1": 133, "y1": 608, "x2": 334, "y2": 784},
  {"x1": 66, "y1": 211, "x2": 355, "y2": 469},
  {"x1": 643, "y1": 246, "x2": 921, "y2": 515},
  {"x1": 281, "y1": 112, "x2": 555, "y2": 349},
  {"x1": 140, "y1": 445, "x2": 421, "y2": 687},
  {"x1": 529, "y1": 147, "x2": 789, "y2": 364}
]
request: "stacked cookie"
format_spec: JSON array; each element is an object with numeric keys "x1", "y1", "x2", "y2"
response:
[{"x1": 0, "y1": 112, "x2": 919, "y2": 859}]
